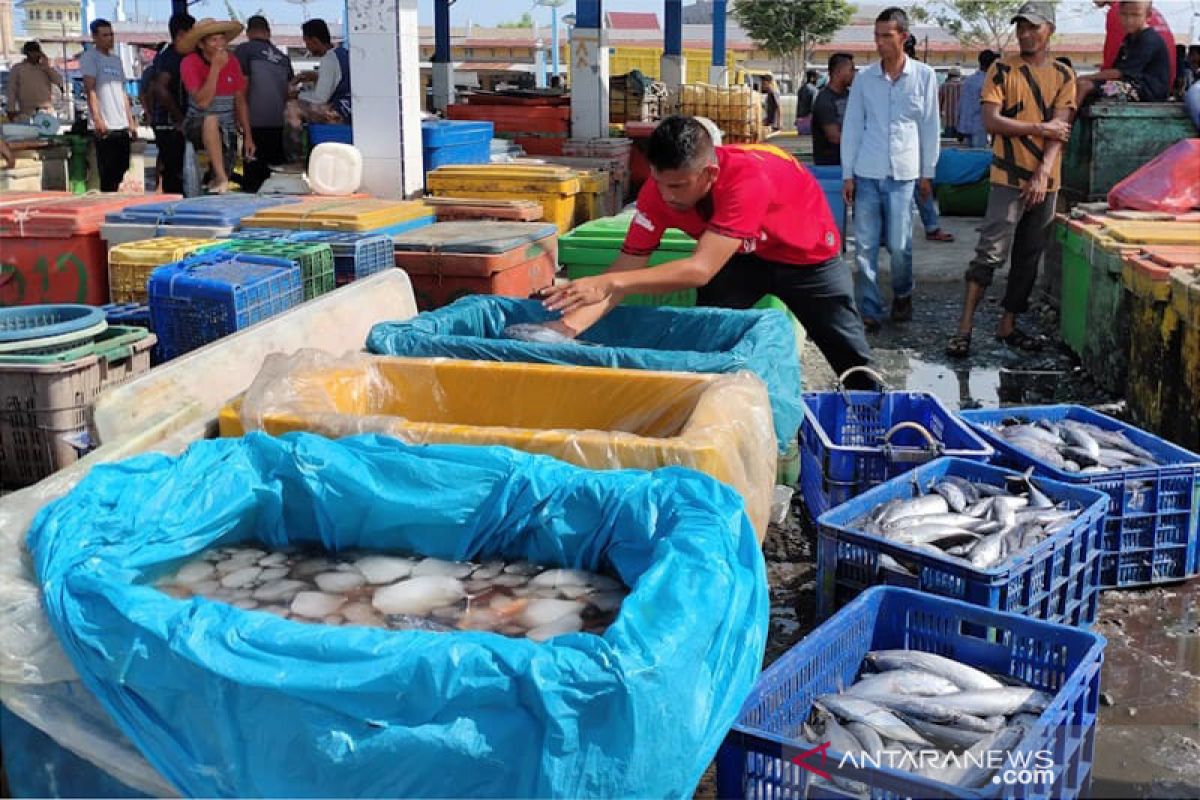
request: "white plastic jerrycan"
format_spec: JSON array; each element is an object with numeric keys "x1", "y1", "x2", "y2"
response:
[{"x1": 307, "y1": 142, "x2": 363, "y2": 196}]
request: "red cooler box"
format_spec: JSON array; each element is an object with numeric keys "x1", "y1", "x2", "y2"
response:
[
  {"x1": 0, "y1": 194, "x2": 176, "y2": 306},
  {"x1": 392, "y1": 221, "x2": 559, "y2": 311}
]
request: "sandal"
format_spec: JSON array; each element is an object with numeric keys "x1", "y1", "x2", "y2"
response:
[
  {"x1": 926, "y1": 229, "x2": 956, "y2": 242},
  {"x1": 996, "y1": 328, "x2": 1046, "y2": 352},
  {"x1": 946, "y1": 331, "x2": 972, "y2": 358}
]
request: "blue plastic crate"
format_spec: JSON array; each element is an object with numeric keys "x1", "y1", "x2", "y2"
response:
[
  {"x1": 816, "y1": 457, "x2": 1107, "y2": 628},
  {"x1": 220, "y1": 229, "x2": 394, "y2": 284},
  {"x1": 308, "y1": 123, "x2": 352, "y2": 146},
  {"x1": 104, "y1": 195, "x2": 301, "y2": 228},
  {"x1": 422, "y1": 120, "x2": 493, "y2": 175},
  {"x1": 716, "y1": 586, "x2": 1106, "y2": 800},
  {"x1": 100, "y1": 303, "x2": 152, "y2": 329},
  {"x1": 960, "y1": 405, "x2": 1200, "y2": 589},
  {"x1": 800, "y1": 386, "x2": 994, "y2": 521},
  {"x1": 148, "y1": 253, "x2": 303, "y2": 360},
  {"x1": 366, "y1": 296, "x2": 804, "y2": 455}
]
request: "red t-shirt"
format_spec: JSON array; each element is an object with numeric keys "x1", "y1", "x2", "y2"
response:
[
  {"x1": 181, "y1": 53, "x2": 247, "y2": 97},
  {"x1": 621, "y1": 144, "x2": 840, "y2": 266}
]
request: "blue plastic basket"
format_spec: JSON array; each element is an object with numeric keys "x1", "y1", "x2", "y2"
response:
[
  {"x1": 308, "y1": 123, "x2": 352, "y2": 146},
  {"x1": 0, "y1": 305, "x2": 105, "y2": 342},
  {"x1": 148, "y1": 253, "x2": 303, "y2": 361},
  {"x1": 422, "y1": 120, "x2": 493, "y2": 175},
  {"x1": 716, "y1": 586, "x2": 1106, "y2": 800},
  {"x1": 220, "y1": 229, "x2": 394, "y2": 285},
  {"x1": 101, "y1": 303, "x2": 152, "y2": 329},
  {"x1": 816, "y1": 457, "x2": 1107, "y2": 628},
  {"x1": 800, "y1": 379, "x2": 994, "y2": 521},
  {"x1": 960, "y1": 405, "x2": 1200, "y2": 589}
]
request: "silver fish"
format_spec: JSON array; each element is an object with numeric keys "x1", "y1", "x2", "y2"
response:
[
  {"x1": 856, "y1": 694, "x2": 1003, "y2": 733},
  {"x1": 898, "y1": 714, "x2": 992, "y2": 751},
  {"x1": 844, "y1": 669, "x2": 961, "y2": 698},
  {"x1": 815, "y1": 694, "x2": 932, "y2": 747},
  {"x1": 866, "y1": 651, "x2": 1004, "y2": 691},
  {"x1": 968, "y1": 531, "x2": 1007, "y2": 569},
  {"x1": 932, "y1": 481, "x2": 968, "y2": 513},
  {"x1": 916, "y1": 724, "x2": 1025, "y2": 788},
  {"x1": 885, "y1": 513, "x2": 991, "y2": 532},
  {"x1": 879, "y1": 495, "x2": 950, "y2": 526},
  {"x1": 932, "y1": 688, "x2": 1052, "y2": 717},
  {"x1": 890, "y1": 526, "x2": 982, "y2": 548}
]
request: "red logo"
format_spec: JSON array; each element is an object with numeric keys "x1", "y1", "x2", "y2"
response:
[{"x1": 790, "y1": 741, "x2": 832, "y2": 780}]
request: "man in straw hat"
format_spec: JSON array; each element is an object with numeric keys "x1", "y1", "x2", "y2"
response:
[{"x1": 179, "y1": 17, "x2": 253, "y2": 194}]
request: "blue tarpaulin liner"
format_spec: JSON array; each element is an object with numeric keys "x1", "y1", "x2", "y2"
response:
[
  {"x1": 29, "y1": 433, "x2": 769, "y2": 798},
  {"x1": 935, "y1": 148, "x2": 992, "y2": 186},
  {"x1": 367, "y1": 296, "x2": 803, "y2": 454}
]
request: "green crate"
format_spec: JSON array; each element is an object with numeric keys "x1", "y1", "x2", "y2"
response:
[
  {"x1": 935, "y1": 178, "x2": 989, "y2": 216},
  {"x1": 1059, "y1": 222, "x2": 1092, "y2": 356},
  {"x1": 1081, "y1": 237, "x2": 1132, "y2": 394},
  {"x1": 220, "y1": 241, "x2": 336, "y2": 301}
]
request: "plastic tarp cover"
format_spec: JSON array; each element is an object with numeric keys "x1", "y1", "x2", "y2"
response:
[
  {"x1": 28, "y1": 433, "x2": 769, "y2": 798},
  {"x1": 229, "y1": 350, "x2": 777, "y2": 537},
  {"x1": 934, "y1": 148, "x2": 991, "y2": 186},
  {"x1": 1108, "y1": 139, "x2": 1200, "y2": 214},
  {"x1": 366, "y1": 296, "x2": 802, "y2": 455}
]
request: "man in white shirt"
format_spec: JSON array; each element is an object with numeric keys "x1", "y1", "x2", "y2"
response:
[
  {"x1": 841, "y1": 6, "x2": 941, "y2": 331},
  {"x1": 285, "y1": 18, "x2": 351, "y2": 159},
  {"x1": 79, "y1": 18, "x2": 138, "y2": 192}
]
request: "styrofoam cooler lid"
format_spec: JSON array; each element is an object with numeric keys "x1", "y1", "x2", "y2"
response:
[
  {"x1": 422, "y1": 120, "x2": 495, "y2": 148},
  {"x1": 104, "y1": 195, "x2": 302, "y2": 227},
  {"x1": 0, "y1": 194, "x2": 177, "y2": 238},
  {"x1": 392, "y1": 221, "x2": 557, "y2": 254}
]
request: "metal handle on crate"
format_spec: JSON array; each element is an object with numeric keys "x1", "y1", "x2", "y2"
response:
[
  {"x1": 882, "y1": 421, "x2": 943, "y2": 463},
  {"x1": 835, "y1": 366, "x2": 888, "y2": 404}
]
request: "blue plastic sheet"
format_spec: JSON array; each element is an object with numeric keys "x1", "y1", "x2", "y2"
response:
[
  {"x1": 935, "y1": 148, "x2": 991, "y2": 186},
  {"x1": 367, "y1": 296, "x2": 803, "y2": 454},
  {"x1": 29, "y1": 433, "x2": 769, "y2": 798}
]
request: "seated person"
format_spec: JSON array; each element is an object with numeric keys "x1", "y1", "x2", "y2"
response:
[
  {"x1": 1077, "y1": 1, "x2": 1171, "y2": 104},
  {"x1": 180, "y1": 17, "x2": 255, "y2": 194},
  {"x1": 285, "y1": 18, "x2": 350, "y2": 159}
]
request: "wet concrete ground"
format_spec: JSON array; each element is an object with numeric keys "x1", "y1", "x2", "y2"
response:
[{"x1": 734, "y1": 212, "x2": 1200, "y2": 799}]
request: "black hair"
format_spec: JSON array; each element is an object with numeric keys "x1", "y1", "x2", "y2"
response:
[
  {"x1": 90, "y1": 18, "x2": 112, "y2": 35},
  {"x1": 828, "y1": 52, "x2": 854, "y2": 74},
  {"x1": 22, "y1": 40, "x2": 42, "y2": 56},
  {"x1": 1189, "y1": 45, "x2": 1200, "y2": 56},
  {"x1": 302, "y1": 18, "x2": 333, "y2": 45},
  {"x1": 805, "y1": 69, "x2": 819, "y2": 82},
  {"x1": 904, "y1": 34, "x2": 917, "y2": 57},
  {"x1": 168, "y1": 13, "x2": 195, "y2": 40},
  {"x1": 247, "y1": 15, "x2": 270, "y2": 33},
  {"x1": 647, "y1": 115, "x2": 715, "y2": 171},
  {"x1": 980, "y1": 50, "x2": 1000, "y2": 70},
  {"x1": 1055, "y1": 55, "x2": 1073, "y2": 69},
  {"x1": 877, "y1": 7, "x2": 910, "y2": 34}
]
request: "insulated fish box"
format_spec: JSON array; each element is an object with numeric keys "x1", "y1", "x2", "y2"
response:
[
  {"x1": 391, "y1": 222, "x2": 558, "y2": 311},
  {"x1": 100, "y1": 194, "x2": 300, "y2": 246},
  {"x1": 238, "y1": 198, "x2": 435, "y2": 236},
  {"x1": 426, "y1": 165, "x2": 581, "y2": 233}
]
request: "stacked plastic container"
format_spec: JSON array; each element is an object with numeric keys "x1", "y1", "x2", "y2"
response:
[
  {"x1": 426, "y1": 165, "x2": 582, "y2": 233},
  {"x1": 237, "y1": 198, "x2": 434, "y2": 238},
  {"x1": 0, "y1": 194, "x2": 172, "y2": 306},
  {"x1": 559, "y1": 214, "x2": 698, "y2": 307},
  {"x1": 0, "y1": 305, "x2": 156, "y2": 487},
  {"x1": 422, "y1": 120, "x2": 494, "y2": 177},
  {"x1": 805, "y1": 164, "x2": 847, "y2": 247},
  {"x1": 563, "y1": 138, "x2": 632, "y2": 207},
  {"x1": 219, "y1": 228, "x2": 394, "y2": 286},
  {"x1": 100, "y1": 195, "x2": 302, "y2": 247},
  {"x1": 391, "y1": 221, "x2": 558, "y2": 310},
  {"x1": 108, "y1": 237, "x2": 229, "y2": 303},
  {"x1": 424, "y1": 197, "x2": 545, "y2": 223},
  {"x1": 148, "y1": 251, "x2": 304, "y2": 360},
  {"x1": 219, "y1": 240, "x2": 336, "y2": 301},
  {"x1": 447, "y1": 96, "x2": 570, "y2": 156}
]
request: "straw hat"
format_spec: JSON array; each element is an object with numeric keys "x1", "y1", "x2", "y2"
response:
[{"x1": 179, "y1": 18, "x2": 244, "y2": 54}]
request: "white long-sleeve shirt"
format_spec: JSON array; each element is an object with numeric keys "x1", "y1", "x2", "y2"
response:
[
  {"x1": 299, "y1": 48, "x2": 341, "y2": 105},
  {"x1": 840, "y1": 55, "x2": 941, "y2": 182}
]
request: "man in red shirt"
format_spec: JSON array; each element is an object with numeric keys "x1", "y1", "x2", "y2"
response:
[
  {"x1": 179, "y1": 18, "x2": 253, "y2": 194},
  {"x1": 543, "y1": 115, "x2": 874, "y2": 387}
]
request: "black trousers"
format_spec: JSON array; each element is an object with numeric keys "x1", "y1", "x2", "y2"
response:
[
  {"x1": 94, "y1": 131, "x2": 131, "y2": 193},
  {"x1": 241, "y1": 126, "x2": 286, "y2": 192},
  {"x1": 697, "y1": 253, "x2": 876, "y2": 389},
  {"x1": 153, "y1": 126, "x2": 186, "y2": 195}
]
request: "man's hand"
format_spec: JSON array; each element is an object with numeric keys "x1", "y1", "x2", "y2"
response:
[
  {"x1": 95, "y1": 118, "x2": 109, "y2": 136},
  {"x1": 127, "y1": 119, "x2": 138, "y2": 140},
  {"x1": 212, "y1": 49, "x2": 230, "y2": 70},
  {"x1": 1038, "y1": 119, "x2": 1071, "y2": 142},
  {"x1": 1022, "y1": 168, "x2": 1052, "y2": 209},
  {"x1": 244, "y1": 134, "x2": 256, "y2": 160},
  {"x1": 540, "y1": 275, "x2": 616, "y2": 315},
  {"x1": 919, "y1": 178, "x2": 933, "y2": 202},
  {"x1": 842, "y1": 178, "x2": 855, "y2": 207}
]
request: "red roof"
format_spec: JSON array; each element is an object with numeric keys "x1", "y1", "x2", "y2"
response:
[{"x1": 606, "y1": 12, "x2": 659, "y2": 30}]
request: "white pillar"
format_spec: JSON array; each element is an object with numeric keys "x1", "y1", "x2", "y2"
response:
[
  {"x1": 432, "y1": 62, "x2": 455, "y2": 112},
  {"x1": 569, "y1": 25, "x2": 609, "y2": 140},
  {"x1": 708, "y1": 65, "x2": 728, "y2": 86},
  {"x1": 347, "y1": 0, "x2": 423, "y2": 198},
  {"x1": 660, "y1": 53, "x2": 686, "y2": 92}
]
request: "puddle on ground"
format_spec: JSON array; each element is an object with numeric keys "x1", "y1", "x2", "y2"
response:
[
  {"x1": 1091, "y1": 579, "x2": 1200, "y2": 798},
  {"x1": 873, "y1": 351, "x2": 1001, "y2": 410}
]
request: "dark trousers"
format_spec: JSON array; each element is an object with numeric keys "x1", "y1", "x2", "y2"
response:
[
  {"x1": 94, "y1": 131, "x2": 131, "y2": 193},
  {"x1": 153, "y1": 126, "x2": 186, "y2": 195},
  {"x1": 241, "y1": 126, "x2": 286, "y2": 192},
  {"x1": 698, "y1": 253, "x2": 876, "y2": 389},
  {"x1": 965, "y1": 184, "x2": 1057, "y2": 314}
]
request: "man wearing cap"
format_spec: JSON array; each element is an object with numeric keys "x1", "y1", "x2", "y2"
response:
[
  {"x1": 180, "y1": 18, "x2": 254, "y2": 194},
  {"x1": 6, "y1": 42, "x2": 64, "y2": 123},
  {"x1": 946, "y1": 2, "x2": 1074, "y2": 358}
]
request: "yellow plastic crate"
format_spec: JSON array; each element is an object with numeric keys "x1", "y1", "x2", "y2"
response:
[
  {"x1": 574, "y1": 170, "x2": 611, "y2": 226},
  {"x1": 239, "y1": 199, "x2": 432, "y2": 232},
  {"x1": 427, "y1": 165, "x2": 582, "y2": 233},
  {"x1": 1104, "y1": 220, "x2": 1200, "y2": 246},
  {"x1": 218, "y1": 355, "x2": 776, "y2": 538},
  {"x1": 108, "y1": 237, "x2": 226, "y2": 303}
]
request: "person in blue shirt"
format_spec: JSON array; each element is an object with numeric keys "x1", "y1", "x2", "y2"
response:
[
  {"x1": 841, "y1": 7, "x2": 941, "y2": 332},
  {"x1": 958, "y1": 50, "x2": 999, "y2": 149}
]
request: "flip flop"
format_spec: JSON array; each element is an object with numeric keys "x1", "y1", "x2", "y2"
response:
[
  {"x1": 996, "y1": 328, "x2": 1046, "y2": 352},
  {"x1": 926, "y1": 229, "x2": 956, "y2": 242},
  {"x1": 946, "y1": 331, "x2": 972, "y2": 358}
]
